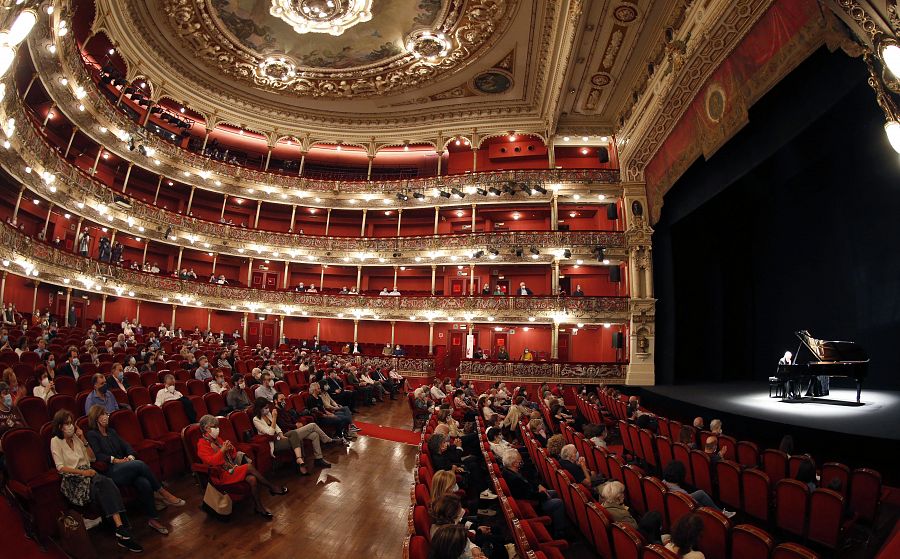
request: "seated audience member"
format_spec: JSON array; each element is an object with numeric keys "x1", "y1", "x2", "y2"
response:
[
  {"x1": 32, "y1": 369, "x2": 57, "y2": 402},
  {"x1": 194, "y1": 356, "x2": 213, "y2": 381},
  {"x1": 486, "y1": 427, "x2": 514, "y2": 462},
  {"x1": 638, "y1": 511, "x2": 668, "y2": 546},
  {"x1": 692, "y1": 416, "x2": 704, "y2": 431},
  {"x1": 572, "y1": 284, "x2": 585, "y2": 296},
  {"x1": 209, "y1": 371, "x2": 229, "y2": 395},
  {"x1": 662, "y1": 460, "x2": 735, "y2": 518},
  {"x1": 370, "y1": 368, "x2": 399, "y2": 399},
  {"x1": 501, "y1": 447, "x2": 566, "y2": 538},
  {"x1": 430, "y1": 469, "x2": 460, "y2": 503},
  {"x1": 429, "y1": 494, "x2": 493, "y2": 558},
  {"x1": 216, "y1": 350, "x2": 233, "y2": 371},
  {"x1": 529, "y1": 418, "x2": 549, "y2": 447},
  {"x1": 666, "y1": 513, "x2": 705, "y2": 559},
  {"x1": 196, "y1": 415, "x2": 286, "y2": 520},
  {"x1": 678, "y1": 426, "x2": 697, "y2": 450},
  {"x1": 273, "y1": 392, "x2": 340, "y2": 457},
  {"x1": 389, "y1": 287, "x2": 401, "y2": 296},
  {"x1": 427, "y1": 433, "x2": 476, "y2": 486},
  {"x1": 795, "y1": 458, "x2": 818, "y2": 491},
  {"x1": 559, "y1": 443, "x2": 603, "y2": 489},
  {"x1": 496, "y1": 346, "x2": 510, "y2": 360},
  {"x1": 322, "y1": 371, "x2": 356, "y2": 412},
  {"x1": 392, "y1": 344, "x2": 406, "y2": 356},
  {"x1": 2, "y1": 368, "x2": 24, "y2": 403},
  {"x1": 254, "y1": 372, "x2": 277, "y2": 401},
  {"x1": 520, "y1": 348, "x2": 534, "y2": 361},
  {"x1": 247, "y1": 368, "x2": 263, "y2": 387},
  {"x1": 430, "y1": 524, "x2": 486, "y2": 559},
  {"x1": 584, "y1": 423, "x2": 608, "y2": 449},
  {"x1": 351, "y1": 369, "x2": 377, "y2": 403},
  {"x1": 85, "y1": 405, "x2": 184, "y2": 534},
  {"x1": 709, "y1": 418, "x2": 723, "y2": 436},
  {"x1": 108, "y1": 363, "x2": 128, "y2": 392},
  {"x1": 306, "y1": 382, "x2": 354, "y2": 442},
  {"x1": 154, "y1": 374, "x2": 197, "y2": 422},
  {"x1": 50, "y1": 410, "x2": 143, "y2": 552},
  {"x1": 601, "y1": 480, "x2": 637, "y2": 528},
  {"x1": 381, "y1": 344, "x2": 392, "y2": 356},
  {"x1": 84, "y1": 373, "x2": 121, "y2": 416},
  {"x1": 779, "y1": 434, "x2": 796, "y2": 455},
  {"x1": 226, "y1": 374, "x2": 251, "y2": 411},
  {"x1": 704, "y1": 436, "x2": 726, "y2": 465},
  {"x1": 251, "y1": 398, "x2": 319, "y2": 475},
  {"x1": 0, "y1": 381, "x2": 26, "y2": 451},
  {"x1": 430, "y1": 378, "x2": 447, "y2": 401},
  {"x1": 413, "y1": 387, "x2": 433, "y2": 419},
  {"x1": 546, "y1": 434, "x2": 566, "y2": 459}
]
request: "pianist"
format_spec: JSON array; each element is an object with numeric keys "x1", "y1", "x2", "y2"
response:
[{"x1": 778, "y1": 351, "x2": 793, "y2": 366}]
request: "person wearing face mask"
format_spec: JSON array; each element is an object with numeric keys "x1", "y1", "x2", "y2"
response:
[
  {"x1": 194, "y1": 356, "x2": 213, "y2": 381},
  {"x1": 49, "y1": 410, "x2": 143, "y2": 552},
  {"x1": 196, "y1": 414, "x2": 286, "y2": 520},
  {"x1": 226, "y1": 374, "x2": 251, "y2": 411},
  {"x1": 501, "y1": 448, "x2": 567, "y2": 538},
  {"x1": 558, "y1": 443, "x2": 604, "y2": 493},
  {"x1": 108, "y1": 363, "x2": 129, "y2": 392},
  {"x1": 254, "y1": 372, "x2": 277, "y2": 401},
  {"x1": 123, "y1": 356, "x2": 139, "y2": 375},
  {"x1": 56, "y1": 350, "x2": 82, "y2": 380},
  {"x1": 154, "y1": 374, "x2": 197, "y2": 422},
  {"x1": 33, "y1": 369, "x2": 57, "y2": 402},
  {"x1": 252, "y1": 398, "x2": 330, "y2": 475},
  {"x1": 209, "y1": 372, "x2": 229, "y2": 395},
  {"x1": 0, "y1": 381, "x2": 27, "y2": 454},
  {"x1": 84, "y1": 373, "x2": 121, "y2": 416},
  {"x1": 428, "y1": 494, "x2": 491, "y2": 558},
  {"x1": 85, "y1": 406, "x2": 185, "y2": 535}
]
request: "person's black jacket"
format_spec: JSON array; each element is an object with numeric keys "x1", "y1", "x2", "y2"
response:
[
  {"x1": 503, "y1": 468, "x2": 541, "y2": 500},
  {"x1": 56, "y1": 362, "x2": 80, "y2": 379},
  {"x1": 86, "y1": 428, "x2": 135, "y2": 464},
  {"x1": 432, "y1": 448, "x2": 464, "y2": 472}
]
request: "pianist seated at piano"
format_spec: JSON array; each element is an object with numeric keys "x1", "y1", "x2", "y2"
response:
[{"x1": 774, "y1": 330, "x2": 868, "y2": 403}]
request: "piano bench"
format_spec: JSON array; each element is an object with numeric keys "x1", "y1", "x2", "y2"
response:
[{"x1": 768, "y1": 377, "x2": 784, "y2": 398}]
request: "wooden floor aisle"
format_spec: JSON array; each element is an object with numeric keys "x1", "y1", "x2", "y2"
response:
[{"x1": 90, "y1": 399, "x2": 418, "y2": 559}]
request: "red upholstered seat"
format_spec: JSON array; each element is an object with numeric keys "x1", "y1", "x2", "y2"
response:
[
  {"x1": 52, "y1": 376, "x2": 77, "y2": 396},
  {"x1": 127, "y1": 386, "x2": 152, "y2": 408},
  {"x1": 407, "y1": 535, "x2": 429, "y2": 559},
  {"x1": 189, "y1": 395, "x2": 208, "y2": 418},
  {"x1": 622, "y1": 464, "x2": 646, "y2": 516},
  {"x1": 186, "y1": 379, "x2": 206, "y2": 396},
  {"x1": 665, "y1": 491, "x2": 696, "y2": 530},
  {"x1": 671, "y1": 443, "x2": 693, "y2": 486},
  {"x1": 655, "y1": 436, "x2": 673, "y2": 474},
  {"x1": 771, "y1": 543, "x2": 820, "y2": 559},
  {"x1": 775, "y1": 478, "x2": 809, "y2": 538},
  {"x1": 736, "y1": 440, "x2": 759, "y2": 468},
  {"x1": 639, "y1": 429, "x2": 657, "y2": 471},
  {"x1": 140, "y1": 371, "x2": 157, "y2": 387},
  {"x1": 586, "y1": 503, "x2": 614, "y2": 559},
  {"x1": 643, "y1": 544, "x2": 678, "y2": 559},
  {"x1": 521, "y1": 518, "x2": 569, "y2": 556},
  {"x1": 136, "y1": 404, "x2": 185, "y2": 479},
  {"x1": 414, "y1": 483, "x2": 429, "y2": 507},
  {"x1": 642, "y1": 476, "x2": 668, "y2": 530},
  {"x1": 761, "y1": 449, "x2": 788, "y2": 484},
  {"x1": 181, "y1": 424, "x2": 250, "y2": 515},
  {"x1": 849, "y1": 468, "x2": 882, "y2": 523},
  {"x1": 820, "y1": 462, "x2": 850, "y2": 497},
  {"x1": 566, "y1": 482, "x2": 593, "y2": 546},
  {"x1": 741, "y1": 468, "x2": 770, "y2": 523},
  {"x1": 731, "y1": 524, "x2": 774, "y2": 559},
  {"x1": 808, "y1": 488, "x2": 849, "y2": 549},
  {"x1": 689, "y1": 450, "x2": 713, "y2": 495},
  {"x1": 611, "y1": 522, "x2": 645, "y2": 559},
  {"x1": 203, "y1": 391, "x2": 226, "y2": 415},
  {"x1": 695, "y1": 507, "x2": 731, "y2": 559},
  {"x1": 413, "y1": 505, "x2": 431, "y2": 540},
  {"x1": 2, "y1": 428, "x2": 65, "y2": 540},
  {"x1": 162, "y1": 400, "x2": 191, "y2": 433},
  {"x1": 606, "y1": 453, "x2": 625, "y2": 483},
  {"x1": 76, "y1": 375, "x2": 95, "y2": 393},
  {"x1": 47, "y1": 393, "x2": 79, "y2": 419},
  {"x1": 227, "y1": 410, "x2": 272, "y2": 472},
  {"x1": 17, "y1": 396, "x2": 50, "y2": 430},
  {"x1": 715, "y1": 460, "x2": 742, "y2": 511}
]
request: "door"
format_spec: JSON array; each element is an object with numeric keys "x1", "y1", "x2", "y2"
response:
[
  {"x1": 251, "y1": 272, "x2": 279, "y2": 291},
  {"x1": 262, "y1": 323, "x2": 277, "y2": 347},
  {"x1": 56, "y1": 299, "x2": 85, "y2": 327},
  {"x1": 448, "y1": 331, "x2": 465, "y2": 371},
  {"x1": 492, "y1": 332, "x2": 508, "y2": 359},
  {"x1": 559, "y1": 277, "x2": 571, "y2": 296},
  {"x1": 450, "y1": 279, "x2": 466, "y2": 296},
  {"x1": 557, "y1": 332, "x2": 570, "y2": 362},
  {"x1": 496, "y1": 280, "x2": 510, "y2": 295}
]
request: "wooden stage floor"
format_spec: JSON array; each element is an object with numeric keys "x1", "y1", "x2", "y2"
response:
[{"x1": 91, "y1": 399, "x2": 419, "y2": 559}]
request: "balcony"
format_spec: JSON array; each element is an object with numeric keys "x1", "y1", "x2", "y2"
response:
[{"x1": 458, "y1": 359, "x2": 627, "y2": 383}]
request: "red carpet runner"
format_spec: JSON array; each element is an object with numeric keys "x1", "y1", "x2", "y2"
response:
[{"x1": 353, "y1": 421, "x2": 422, "y2": 445}]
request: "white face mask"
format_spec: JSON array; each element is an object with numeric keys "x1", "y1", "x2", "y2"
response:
[
  {"x1": 208, "y1": 427, "x2": 220, "y2": 439},
  {"x1": 62, "y1": 424, "x2": 75, "y2": 437},
  {"x1": 166, "y1": 385, "x2": 176, "y2": 393},
  {"x1": 41, "y1": 377, "x2": 50, "y2": 387}
]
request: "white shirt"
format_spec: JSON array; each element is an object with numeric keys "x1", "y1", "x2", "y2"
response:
[
  {"x1": 430, "y1": 386, "x2": 447, "y2": 400},
  {"x1": 155, "y1": 386, "x2": 184, "y2": 407},
  {"x1": 209, "y1": 381, "x2": 228, "y2": 395},
  {"x1": 33, "y1": 384, "x2": 56, "y2": 402},
  {"x1": 252, "y1": 412, "x2": 283, "y2": 437}
]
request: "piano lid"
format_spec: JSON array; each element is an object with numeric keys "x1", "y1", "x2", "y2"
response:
[{"x1": 795, "y1": 330, "x2": 869, "y2": 362}]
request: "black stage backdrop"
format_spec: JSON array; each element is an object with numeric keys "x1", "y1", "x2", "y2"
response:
[{"x1": 653, "y1": 47, "x2": 900, "y2": 389}]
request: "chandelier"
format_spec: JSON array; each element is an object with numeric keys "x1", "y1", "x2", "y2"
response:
[{"x1": 270, "y1": 0, "x2": 374, "y2": 36}]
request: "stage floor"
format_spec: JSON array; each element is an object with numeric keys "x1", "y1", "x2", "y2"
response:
[{"x1": 642, "y1": 382, "x2": 900, "y2": 441}]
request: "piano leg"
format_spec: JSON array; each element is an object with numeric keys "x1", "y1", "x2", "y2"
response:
[{"x1": 856, "y1": 381, "x2": 861, "y2": 403}]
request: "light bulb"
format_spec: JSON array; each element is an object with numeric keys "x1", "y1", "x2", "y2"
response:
[
  {"x1": 885, "y1": 120, "x2": 900, "y2": 154},
  {"x1": 881, "y1": 43, "x2": 900, "y2": 79}
]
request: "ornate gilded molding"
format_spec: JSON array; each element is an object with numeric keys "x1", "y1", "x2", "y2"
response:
[
  {"x1": 0, "y1": 223, "x2": 630, "y2": 323},
  {"x1": 458, "y1": 359, "x2": 627, "y2": 383}
]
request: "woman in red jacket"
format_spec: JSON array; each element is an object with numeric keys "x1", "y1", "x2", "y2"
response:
[{"x1": 196, "y1": 414, "x2": 287, "y2": 519}]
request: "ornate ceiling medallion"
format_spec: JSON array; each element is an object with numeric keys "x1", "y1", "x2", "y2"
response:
[
  {"x1": 406, "y1": 29, "x2": 452, "y2": 62},
  {"x1": 269, "y1": 0, "x2": 374, "y2": 36},
  {"x1": 257, "y1": 56, "x2": 298, "y2": 81}
]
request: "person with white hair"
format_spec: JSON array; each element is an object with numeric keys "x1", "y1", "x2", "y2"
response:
[
  {"x1": 709, "y1": 419, "x2": 723, "y2": 436},
  {"x1": 600, "y1": 481, "x2": 637, "y2": 528},
  {"x1": 559, "y1": 443, "x2": 602, "y2": 490},
  {"x1": 500, "y1": 447, "x2": 567, "y2": 538}
]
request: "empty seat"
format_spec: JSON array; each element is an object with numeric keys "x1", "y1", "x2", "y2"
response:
[
  {"x1": 586, "y1": 502, "x2": 614, "y2": 559},
  {"x1": 741, "y1": 468, "x2": 770, "y2": 523},
  {"x1": 689, "y1": 450, "x2": 713, "y2": 495},
  {"x1": 17, "y1": 396, "x2": 50, "y2": 430},
  {"x1": 819, "y1": 462, "x2": 850, "y2": 496},
  {"x1": 771, "y1": 543, "x2": 820, "y2": 559},
  {"x1": 736, "y1": 440, "x2": 759, "y2": 468},
  {"x1": 849, "y1": 468, "x2": 882, "y2": 523},
  {"x1": 127, "y1": 386, "x2": 152, "y2": 408},
  {"x1": 731, "y1": 524, "x2": 774, "y2": 559},
  {"x1": 775, "y1": 478, "x2": 809, "y2": 538},
  {"x1": 761, "y1": 449, "x2": 788, "y2": 484},
  {"x1": 641, "y1": 476, "x2": 668, "y2": 530},
  {"x1": 413, "y1": 505, "x2": 431, "y2": 540},
  {"x1": 695, "y1": 507, "x2": 731, "y2": 559},
  {"x1": 109, "y1": 409, "x2": 163, "y2": 479},
  {"x1": 2, "y1": 428, "x2": 65, "y2": 540},
  {"x1": 808, "y1": 488, "x2": 847, "y2": 549},
  {"x1": 715, "y1": 460, "x2": 742, "y2": 511},
  {"x1": 622, "y1": 464, "x2": 646, "y2": 516},
  {"x1": 136, "y1": 404, "x2": 185, "y2": 479},
  {"x1": 611, "y1": 522, "x2": 645, "y2": 559},
  {"x1": 665, "y1": 491, "x2": 696, "y2": 530},
  {"x1": 47, "y1": 394, "x2": 79, "y2": 419}
]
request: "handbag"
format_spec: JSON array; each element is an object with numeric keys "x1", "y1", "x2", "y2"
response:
[
  {"x1": 56, "y1": 510, "x2": 97, "y2": 559},
  {"x1": 202, "y1": 483, "x2": 233, "y2": 516}
]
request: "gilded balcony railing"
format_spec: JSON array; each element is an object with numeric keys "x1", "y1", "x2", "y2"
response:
[
  {"x1": 0, "y1": 224, "x2": 630, "y2": 322},
  {"x1": 458, "y1": 359, "x2": 627, "y2": 382}
]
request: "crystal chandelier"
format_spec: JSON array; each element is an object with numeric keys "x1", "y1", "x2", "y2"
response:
[{"x1": 270, "y1": 0, "x2": 374, "y2": 36}]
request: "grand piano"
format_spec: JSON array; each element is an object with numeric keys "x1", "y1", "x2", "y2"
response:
[{"x1": 775, "y1": 330, "x2": 869, "y2": 403}]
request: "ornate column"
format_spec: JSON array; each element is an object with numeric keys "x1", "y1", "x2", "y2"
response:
[
  {"x1": 279, "y1": 315, "x2": 285, "y2": 344},
  {"x1": 390, "y1": 321, "x2": 396, "y2": 346},
  {"x1": 623, "y1": 183, "x2": 656, "y2": 386},
  {"x1": 356, "y1": 265, "x2": 362, "y2": 292},
  {"x1": 64, "y1": 126, "x2": 78, "y2": 158},
  {"x1": 186, "y1": 186, "x2": 197, "y2": 215},
  {"x1": 551, "y1": 322, "x2": 559, "y2": 360},
  {"x1": 366, "y1": 155, "x2": 374, "y2": 180},
  {"x1": 548, "y1": 139, "x2": 556, "y2": 169},
  {"x1": 242, "y1": 312, "x2": 249, "y2": 339},
  {"x1": 471, "y1": 204, "x2": 477, "y2": 232},
  {"x1": 201, "y1": 129, "x2": 211, "y2": 151},
  {"x1": 468, "y1": 264, "x2": 475, "y2": 294},
  {"x1": 254, "y1": 200, "x2": 262, "y2": 228},
  {"x1": 0, "y1": 271, "x2": 6, "y2": 303},
  {"x1": 220, "y1": 195, "x2": 228, "y2": 220},
  {"x1": 171, "y1": 305, "x2": 177, "y2": 330},
  {"x1": 396, "y1": 208, "x2": 403, "y2": 236},
  {"x1": 283, "y1": 262, "x2": 290, "y2": 289},
  {"x1": 325, "y1": 208, "x2": 332, "y2": 235},
  {"x1": 141, "y1": 100, "x2": 156, "y2": 127},
  {"x1": 551, "y1": 194, "x2": 559, "y2": 231},
  {"x1": 471, "y1": 146, "x2": 478, "y2": 172},
  {"x1": 298, "y1": 151, "x2": 307, "y2": 176},
  {"x1": 315, "y1": 319, "x2": 321, "y2": 339},
  {"x1": 135, "y1": 300, "x2": 141, "y2": 324},
  {"x1": 263, "y1": 146, "x2": 273, "y2": 171},
  {"x1": 120, "y1": 163, "x2": 134, "y2": 193},
  {"x1": 436, "y1": 150, "x2": 443, "y2": 176},
  {"x1": 319, "y1": 265, "x2": 325, "y2": 288},
  {"x1": 289, "y1": 205, "x2": 297, "y2": 232},
  {"x1": 153, "y1": 175, "x2": 163, "y2": 205},
  {"x1": 393, "y1": 266, "x2": 399, "y2": 290},
  {"x1": 211, "y1": 253, "x2": 218, "y2": 275},
  {"x1": 206, "y1": 308, "x2": 212, "y2": 330},
  {"x1": 41, "y1": 202, "x2": 54, "y2": 239},
  {"x1": 11, "y1": 186, "x2": 24, "y2": 222},
  {"x1": 353, "y1": 319, "x2": 359, "y2": 344},
  {"x1": 428, "y1": 322, "x2": 435, "y2": 356},
  {"x1": 247, "y1": 257, "x2": 254, "y2": 285},
  {"x1": 64, "y1": 288, "x2": 72, "y2": 327},
  {"x1": 90, "y1": 149, "x2": 103, "y2": 175},
  {"x1": 30, "y1": 280, "x2": 40, "y2": 311},
  {"x1": 433, "y1": 206, "x2": 440, "y2": 234},
  {"x1": 41, "y1": 103, "x2": 56, "y2": 129},
  {"x1": 431, "y1": 265, "x2": 437, "y2": 295},
  {"x1": 552, "y1": 261, "x2": 560, "y2": 295},
  {"x1": 175, "y1": 246, "x2": 184, "y2": 271},
  {"x1": 142, "y1": 241, "x2": 149, "y2": 265},
  {"x1": 360, "y1": 209, "x2": 367, "y2": 236},
  {"x1": 100, "y1": 294, "x2": 108, "y2": 322},
  {"x1": 72, "y1": 216, "x2": 84, "y2": 253}
]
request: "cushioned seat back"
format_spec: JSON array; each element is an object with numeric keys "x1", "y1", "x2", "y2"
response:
[
  {"x1": 610, "y1": 522, "x2": 644, "y2": 559},
  {"x1": 413, "y1": 505, "x2": 431, "y2": 540},
  {"x1": 730, "y1": 524, "x2": 774, "y2": 559},
  {"x1": 849, "y1": 468, "x2": 882, "y2": 523},
  {"x1": 586, "y1": 503, "x2": 613, "y2": 559},
  {"x1": 741, "y1": 468, "x2": 770, "y2": 523},
  {"x1": 128, "y1": 386, "x2": 151, "y2": 407},
  {"x1": 696, "y1": 507, "x2": 731, "y2": 559},
  {"x1": 162, "y1": 400, "x2": 191, "y2": 433},
  {"x1": 17, "y1": 396, "x2": 50, "y2": 430},
  {"x1": 775, "y1": 479, "x2": 809, "y2": 537},
  {"x1": 736, "y1": 440, "x2": 759, "y2": 468},
  {"x1": 715, "y1": 460, "x2": 742, "y2": 510}
]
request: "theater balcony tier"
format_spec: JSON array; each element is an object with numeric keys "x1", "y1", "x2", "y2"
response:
[
  {"x1": 2, "y1": 98, "x2": 627, "y2": 265},
  {"x1": 24, "y1": 27, "x2": 621, "y2": 208},
  {"x1": 0, "y1": 224, "x2": 630, "y2": 324},
  {"x1": 458, "y1": 359, "x2": 627, "y2": 384}
]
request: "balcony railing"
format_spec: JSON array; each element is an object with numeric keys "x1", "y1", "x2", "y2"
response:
[
  {"x1": 3, "y1": 93, "x2": 625, "y2": 261},
  {"x1": 1, "y1": 223, "x2": 630, "y2": 322},
  {"x1": 41, "y1": 27, "x2": 620, "y2": 198},
  {"x1": 458, "y1": 359, "x2": 627, "y2": 382}
]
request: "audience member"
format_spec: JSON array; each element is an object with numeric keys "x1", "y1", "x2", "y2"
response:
[
  {"x1": 600, "y1": 481, "x2": 637, "y2": 528},
  {"x1": 226, "y1": 374, "x2": 251, "y2": 411},
  {"x1": 154, "y1": 374, "x2": 197, "y2": 422},
  {"x1": 501, "y1": 447, "x2": 566, "y2": 538},
  {"x1": 84, "y1": 373, "x2": 120, "y2": 416},
  {"x1": 32, "y1": 370, "x2": 57, "y2": 402},
  {"x1": 666, "y1": 513, "x2": 705, "y2": 559},
  {"x1": 662, "y1": 461, "x2": 734, "y2": 518}
]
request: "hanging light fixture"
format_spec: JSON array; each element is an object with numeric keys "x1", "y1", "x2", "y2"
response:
[{"x1": 865, "y1": 53, "x2": 900, "y2": 154}]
